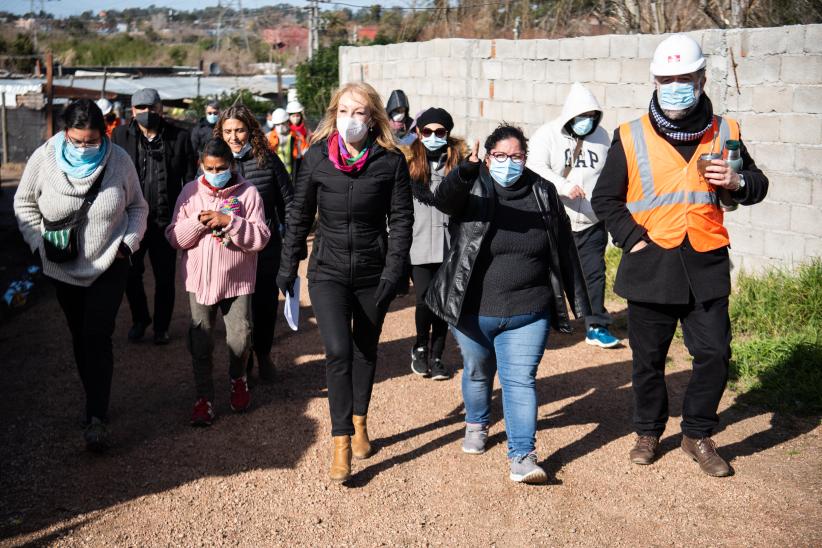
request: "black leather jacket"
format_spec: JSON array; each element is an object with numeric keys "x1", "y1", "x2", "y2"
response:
[{"x1": 424, "y1": 162, "x2": 591, "y2": 332}]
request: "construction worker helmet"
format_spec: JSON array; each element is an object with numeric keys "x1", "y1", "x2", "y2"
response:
[
  {"x1": 271, "y1": 108, "x2": 289, "y2": 125},
  {"x1": 286, "y1": 101, "x2": 304, "y2": 115},
  {"x1": 96, "y1": 98, "x2": 113, "y2": 116},
  {"x1": 650, "y1": 34, "x2": 706, "y2": 77}
]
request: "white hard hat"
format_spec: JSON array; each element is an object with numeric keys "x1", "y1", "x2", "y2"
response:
[
  {"x1": 96, "y1": 98, "x2": 113, "y2": 116},
  {"x1": 286, "y1": 100, "x2": 304, "y2": 114},
  {"x1": 271, "y1": 108, "x2": 289, "y2": 125},
  {"x1": 650, "y1": 34, "x2": 706, "y2": 76}
]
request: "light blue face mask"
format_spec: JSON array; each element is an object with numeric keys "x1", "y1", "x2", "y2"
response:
[
  {"x1": 206, "y1": 113, "x2": 219, "y2": 125},
  {"x1": 488, "y1": 157, "x2": 523, "y2": 187},
  {"x1": 421, "y1": 134, "x2": 448, "y2": 152},
  {"x1": 658, "y1": 81, "x2": 698, "y2": 111},
  {"x1": 233, "y1": 142, "x2": 252, "y2": 159},
  {"x1": 204, "y1": 169, "x2": 232, "y2": 188},
  {"x1": 55, "y1": 131, "x2": 108, "y2": 179},
  {"x1": 572, "y1": 116, "x2": 595, "y2": 136}
]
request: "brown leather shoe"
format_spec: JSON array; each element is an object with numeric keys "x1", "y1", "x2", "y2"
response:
[
  {"x1": 681, "y1": 435, "x2": 732, "y2": 477},
  {"x1": 330, "y1": 435, "x2": 352, "y2": 482},
  {"x1": 629, "y1": 434, "x2": 660, "y2": 465},
  {"x1": 352, "y1": 415, "x2": 373, "y2": 459}
]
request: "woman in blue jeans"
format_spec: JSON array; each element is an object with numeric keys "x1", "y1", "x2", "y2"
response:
[{"x1": 425, "y1": 124, "x2": 590, "y2": 483}]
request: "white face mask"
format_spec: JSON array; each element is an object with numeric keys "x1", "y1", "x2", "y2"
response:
[{"x1": 336, "y1": 116, "x2": 369, "y2": 144}]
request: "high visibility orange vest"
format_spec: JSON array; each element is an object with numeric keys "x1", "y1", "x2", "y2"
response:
[
  {"x1": 268, "y1": 130, "x2": 308, "y2": 159},
  {"x1": 619, "y1": 114, "x2": 739, "y2": 252}
]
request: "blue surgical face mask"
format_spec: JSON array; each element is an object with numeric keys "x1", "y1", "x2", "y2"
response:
[
  {"x1": 233, "y1": 142, "x2": 252, "y2": 159},
  {"x1": 488, "y1": 157, "x2": 523, "y2": 187},
  {"x1": 204, "y1": 169, "x2": 232, "y2": 188},
  {"x1": 658, "y1": 81, "x2": 698, "y2": 111},
  {"x1": 206, "y1": 113, "x2": 219, "y2": 125},
  {"x1": 421, "y1": 134, "x2": 447, "y2": 152},
  {"x1": 65, "y1": 142, "x2": 102, "y2": 163},
  {"x1": 572, "y1": 116, "x2": 595, "y2": 136}
]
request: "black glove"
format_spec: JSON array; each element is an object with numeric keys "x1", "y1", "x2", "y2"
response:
[
  {"x1": 374, "y1": 278, "x2": 398, "y2": 309},
  {"x1": 276, "y1": 274, "x2": 296, "y2": 297},
  {"x1": 457, "y1": 158, "x2": 481, "y2": 183}
]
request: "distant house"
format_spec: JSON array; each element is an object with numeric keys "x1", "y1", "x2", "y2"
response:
[
  {"x1": 261, "y1": 26, "x2": 309, "y2": 51},
  {"x1": 356, "y1": 25, "x2": 379, "y2": 43}
]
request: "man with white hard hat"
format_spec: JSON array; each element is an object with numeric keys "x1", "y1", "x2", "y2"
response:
[
  {"x1": 267, "y1": 107, "x2": 304, "y2": 180},
  {"x1": 592, "y1": 34, "x2": 769, "y2": 477},
  {"x1": 285, "y1": 99, "x2": 312, "y2": 142},
  {"x1": 95, "y1": 97, "x2": 120, "y2": 137}
]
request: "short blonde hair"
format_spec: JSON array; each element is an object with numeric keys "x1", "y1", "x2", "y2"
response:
[{"x1": 311, "y1": 82, "x2": 397, "y2": 152}]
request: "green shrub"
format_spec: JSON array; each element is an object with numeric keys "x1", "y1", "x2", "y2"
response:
[
  {"x1": 295, "y1": 44, "x2": 343, "y2": 120},
  {"x1": 729, "y1": 259, "x2": 822, "y2": 414},
  {"x1": 604, "y1": 245, "x2": 623, "y2": 304}
]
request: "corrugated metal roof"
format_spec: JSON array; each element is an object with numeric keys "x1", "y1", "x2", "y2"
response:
[{"x1": 0, "y1": 74, "x2": 296, "y2": 103}]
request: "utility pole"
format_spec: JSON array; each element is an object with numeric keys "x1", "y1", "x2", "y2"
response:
[{"x1": 307, "y1": 0, "x2": 320, "y2": 60}]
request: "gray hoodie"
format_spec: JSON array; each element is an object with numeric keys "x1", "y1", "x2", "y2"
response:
[{"x1": 527, "y1": 82, "x2": 611, "y2": 232}]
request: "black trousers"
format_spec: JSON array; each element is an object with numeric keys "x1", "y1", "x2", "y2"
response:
[
  {"x1": 52, "y1": 259, "x2": 129, "y2": 423},
  {"x1": 573, "y1": 222, "x2": 611, "y2": 329},
  {"x1": 309, "y1": 280, "x2": 388, "y2": 436},
  {"x1": 628, "y1": 296, "x2": 731, "y2": 439},
  {"x1": 411, "y1": 263, "x2": 448, "y2": 359},
  {"x1": 126, "y1": 221, "x2": 177, "y2": 333},
  {"x1": 251, "y1": 256, "x2": 278, "y2": 358}
]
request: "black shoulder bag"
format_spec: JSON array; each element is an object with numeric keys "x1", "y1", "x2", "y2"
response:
[{"x1": 41, "y1": 165, "x2": 107, "y2": 263}]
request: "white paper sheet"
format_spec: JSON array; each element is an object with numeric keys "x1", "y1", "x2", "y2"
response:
[{"x1": 284, "y1": 276, "x2": 300, "y2": 331}]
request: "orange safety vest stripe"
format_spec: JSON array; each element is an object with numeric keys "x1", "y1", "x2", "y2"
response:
[
  {"x1": 269, "y1": 131, "x2": 308, "y2": 159},
  {"x1": 619, "y1": 114, "x2": 740, "y2": 252}
]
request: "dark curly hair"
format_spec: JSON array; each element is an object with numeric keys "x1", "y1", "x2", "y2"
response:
[
  {"x1": 484, "y1": 123, "x2": 528, "y2": 155},
  {"x1": 213, "y1": 105, "x2": 273, "y2": 168}
]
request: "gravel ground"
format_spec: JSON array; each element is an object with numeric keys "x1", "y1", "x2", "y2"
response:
[{"x1": 1, "y1": 255, "x2": 820, "y2": 547}]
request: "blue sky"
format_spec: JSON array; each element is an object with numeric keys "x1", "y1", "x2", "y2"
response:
[{"x1": 5, "y1": 1, "x2": 323, "y2": 18}]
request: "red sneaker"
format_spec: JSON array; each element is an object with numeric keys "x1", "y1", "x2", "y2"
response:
[
  {"x1": 191, "y1": 398, "x2": 215, "y2": 427},
  {"x1": 230, "y1": 376, "x2": 251, "y2": 412}
]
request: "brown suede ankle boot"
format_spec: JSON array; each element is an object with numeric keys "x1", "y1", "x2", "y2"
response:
[
  {"x1": 352, "y1": 415, "x2": 373, "y2": 459},
  {"x1": 330, "y1": 435, "x2": 352, "y2": 482}
]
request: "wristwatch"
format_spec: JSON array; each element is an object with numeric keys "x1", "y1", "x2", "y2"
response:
[{"x1": 735, "y1": 173, "x2": 746, "y2": 191}]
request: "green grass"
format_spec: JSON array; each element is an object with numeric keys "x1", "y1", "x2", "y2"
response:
[
  {"x1": 729, "y1": 260, "x2": 822, "y2": 415},
  {"x1": 603, "y1": 249, "x2": 821, "y2": 415}
]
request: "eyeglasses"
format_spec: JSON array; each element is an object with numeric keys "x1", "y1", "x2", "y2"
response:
[
  {"x1": 65, "y1": 134, "x2": 102, "y2": 148},
  {"x1": 420, "y1": 127, "x2": 448, "y2": 138},
  {"x1": 489, "y1": 151, "x2": 526, "y2": 164}
]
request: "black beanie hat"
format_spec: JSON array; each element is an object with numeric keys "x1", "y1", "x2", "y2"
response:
[{"x1": 416, "y1": 107, "x2": 454, "y2": 133}]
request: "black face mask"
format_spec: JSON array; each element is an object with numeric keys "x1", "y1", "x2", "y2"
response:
[{"x1": 135, "y1": 111, "x2": 161, "y2": 131}]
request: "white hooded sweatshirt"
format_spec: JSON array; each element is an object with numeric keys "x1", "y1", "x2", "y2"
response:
[{"x1": 527, "y1": 82, "x2": 611, "y2": 232}]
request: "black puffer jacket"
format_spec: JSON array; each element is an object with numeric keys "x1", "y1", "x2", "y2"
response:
[
  {"x1": 190, "y1": 117, "x2": 216, "y2": 154},
  {"x1": 425, "y1": 163, "x2": 590, "y2": 332},
  {"x1": 279, "y1": 139, "x2": 413, "y2": 288},
  {"x1": 235, "y1": 147, "x2": 294, "y2": 260}
]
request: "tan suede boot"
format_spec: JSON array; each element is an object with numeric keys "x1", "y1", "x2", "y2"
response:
[
  {"x1": 352, "y1": 415, "x2": 373, "y2": 459},
  {"x1": 330, "y1": 435, "x2": 352, "y2": 482}
]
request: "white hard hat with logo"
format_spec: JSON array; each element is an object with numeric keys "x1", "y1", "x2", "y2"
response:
[
  {"x1": 271, "y1": 108, "x2": 289, "y2": 125},
  {"x1": 96, "y1": 98, "x2": 113, "y2": 116},
  {"x1": 650, "y1": 34, "x2": 706, "y2": 76},
  {"x1": 286, "y1": 100, "x2": 304, "y2": 114}
]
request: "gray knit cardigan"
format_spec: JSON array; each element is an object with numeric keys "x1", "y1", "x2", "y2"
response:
[{"x1": 14, "y1": 134, "x2": 148, "y2": 287}]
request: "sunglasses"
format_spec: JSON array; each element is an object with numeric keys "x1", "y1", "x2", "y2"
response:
[{"x1": 420, "y1": 127, "x2": 448, "y2": 138}]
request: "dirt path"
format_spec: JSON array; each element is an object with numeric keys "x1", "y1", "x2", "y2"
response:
[{"x1": 1, "y1": 260, "x2": 819, "y2": 547}]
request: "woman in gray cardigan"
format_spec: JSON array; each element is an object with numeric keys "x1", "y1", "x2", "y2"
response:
[
  {"x1": 402, "y1": 108, "x2": 465, "y2": 380},
  {"x1": 14, "y1": 99, "x2": 148, "y2": 452}
]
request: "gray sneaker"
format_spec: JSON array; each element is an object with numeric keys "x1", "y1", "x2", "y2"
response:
[
  {"x1": 461, "y1": 423, "x2": 488, "y2": 454},
  {"x1": 83, "y1": 417, "x2": 109, "y2": 453},
  {"x1": 509, "y1": 452, "x2": 548, "y2": 484}
]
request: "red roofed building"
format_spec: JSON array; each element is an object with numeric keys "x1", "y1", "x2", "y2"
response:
[
  {"x1": 356, "y1": 25, "x2": 379, "y2": 42},
  {"x1": 261, "y1": 26, "x2": 309, "y2": 51}
]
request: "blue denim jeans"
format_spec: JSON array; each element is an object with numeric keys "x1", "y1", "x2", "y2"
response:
[{"x1": 451, "y1": 312, "x2": 550, "y2": 458}]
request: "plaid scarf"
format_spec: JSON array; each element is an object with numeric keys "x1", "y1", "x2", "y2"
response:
[{"x1": 649, "y1": 97, "x2": 713, "y2": 142}]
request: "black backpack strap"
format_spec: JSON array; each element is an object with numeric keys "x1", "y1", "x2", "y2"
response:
[{"x1": 74, "y1": 163, "x2": 108, "y2": 222}]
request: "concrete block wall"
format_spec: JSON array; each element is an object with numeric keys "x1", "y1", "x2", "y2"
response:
[{"x1": 339, "y1": 24, "x2": 822, "y2": 274}]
